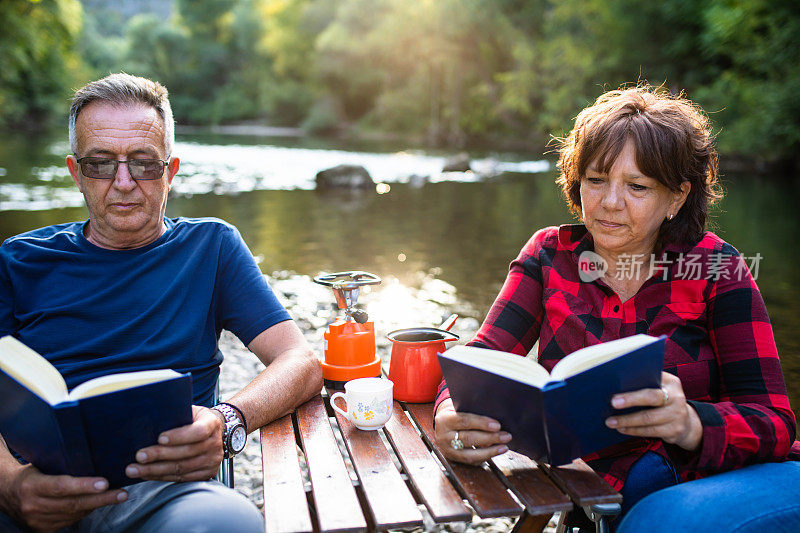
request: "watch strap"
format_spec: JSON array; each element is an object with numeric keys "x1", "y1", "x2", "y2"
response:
[
  {"x1": 222, "y1": 402, "x2": 247, "y2": 433},
  {"x1": 212, "y1": 403, "x2": 242, "y2": 426}
]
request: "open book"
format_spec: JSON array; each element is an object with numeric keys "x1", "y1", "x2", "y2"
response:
[
  {"x1": 0, "y1": 336, "x2": 192, "y2": 487},
  {"x1": 438, "y1": 334, "x2": 665, "y2": 465}
]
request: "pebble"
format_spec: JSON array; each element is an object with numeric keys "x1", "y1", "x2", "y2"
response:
[{"x1": 218, "y1": 271, "x2": 558, "y2": 532}]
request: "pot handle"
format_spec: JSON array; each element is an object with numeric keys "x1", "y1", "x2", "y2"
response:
[{"x1": 439, "y1": 313, "x2": 458, "y2": 331}]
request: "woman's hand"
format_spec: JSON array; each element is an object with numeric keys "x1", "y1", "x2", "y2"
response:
[
  {"x1": 605, "y1": 371, "x2": 703, "y2": 451},
  {"x1": 434, "y1": 399, "x2": 512, "y2": 465}
]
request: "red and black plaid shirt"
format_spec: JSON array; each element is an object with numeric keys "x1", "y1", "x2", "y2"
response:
[{"x1": 436, "y1": 224, "x2": 798, "y2": 490}]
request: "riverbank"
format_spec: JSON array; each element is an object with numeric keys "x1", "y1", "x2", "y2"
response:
[
  {"x1": 174, "y1": 122, "x2": 799, "y2": 177},
  {"x1": 176, "y1": 122, "x2": 543, "y2": 153},
  {"x1": 217, "y1": 270, "x2": 559, "y2": 532},
  {"x1": 176, "y1": 124, "x2": 304, "y2": 138}
]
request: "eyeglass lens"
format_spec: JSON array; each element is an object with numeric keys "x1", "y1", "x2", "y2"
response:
[{"x1": 78, "y1": 158, "x2": 165, "y2": 180}]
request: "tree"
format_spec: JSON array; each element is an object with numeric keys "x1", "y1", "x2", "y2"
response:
[
  {"x1": 692, "y1": 0, "x2": 800, "y2": 163},
  {"x1": 314, "y1": 0, "x2": 535, "y2": 145},
  {"x1": 20, "y1": 0, "x2": 795, "y2": 164},
  {"x1": 0, "y1": 0, "x2": 86, "y2": 129}
]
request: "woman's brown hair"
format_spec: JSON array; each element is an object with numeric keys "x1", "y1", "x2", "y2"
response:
[{"x1": 555, "y1": 85, "x2": 722, "y2": 245}]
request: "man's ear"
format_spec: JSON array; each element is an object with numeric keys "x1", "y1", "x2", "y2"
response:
[
  {"x1": 166, "y1": 157, "x2": 180, "y2": 188},
  {"x1": 66, "y1": 155, "x2": 83, "y2": 192}
]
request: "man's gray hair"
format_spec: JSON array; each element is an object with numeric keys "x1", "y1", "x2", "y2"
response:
[{"x1": 68, "y1": 73, "x2": 175, "y2": 156}]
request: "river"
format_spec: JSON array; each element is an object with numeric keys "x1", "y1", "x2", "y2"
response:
[{"x1": 1, "y1": 129, "x2": 798, "y2": 427}]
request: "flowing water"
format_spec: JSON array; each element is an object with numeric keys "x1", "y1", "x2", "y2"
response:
[{"x1": 2, "y1": 129, "x2": 798, "y2": 427}]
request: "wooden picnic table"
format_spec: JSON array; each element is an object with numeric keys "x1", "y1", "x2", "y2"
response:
[{"x1": 260, "y1": 390, "x2": 621, "y2": 532}]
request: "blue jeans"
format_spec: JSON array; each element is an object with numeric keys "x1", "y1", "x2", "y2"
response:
[
  {"x1": 617, "y1": 461, "x2": 800, "y2": 533},
  {"x1": 0, "y1": 480, "x2": 264, "y2": 532},
  {"x1": 565, "y1": 451, "x2": 680, "y2": 531}
]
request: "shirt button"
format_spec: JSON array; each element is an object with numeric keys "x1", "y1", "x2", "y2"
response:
[{"x1": 613, "y1": 305, "x2": 620, "y2": 312}]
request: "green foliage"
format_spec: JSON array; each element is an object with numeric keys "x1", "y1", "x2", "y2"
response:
[
  {"x1": 0, "y1": 0, "x2": 85, "y2": 128},
  {"x1": 314, "y1": 0, "x2": 528, "y2": 144},
  {"x1": 692, "y1": 0, "x2": 800, "y2": 160},
  {"x1": 301, "y1": 96, "x2": 342, "y2": 135},
  {"x1": 2, "y1": 0, "x2": 800, "y2": 163}
]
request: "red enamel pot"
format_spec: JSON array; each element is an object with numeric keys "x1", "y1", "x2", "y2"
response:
[{"x1": 387, "y1": 315, "x2": 459, "y2": 403}]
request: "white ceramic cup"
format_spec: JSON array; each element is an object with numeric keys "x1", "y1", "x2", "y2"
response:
[{"x1": 331, "y1": 377, "x2": 394, "y2": 430}]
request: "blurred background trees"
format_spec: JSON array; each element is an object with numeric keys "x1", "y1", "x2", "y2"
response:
[
  {"x1": 2, "y1": 0, "x2": 799, "y2": 166},
  {"x1": 0, "y1": 0, "x2": 85, "y2": 129}
]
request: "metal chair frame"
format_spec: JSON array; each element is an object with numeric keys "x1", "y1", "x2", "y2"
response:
[
  {"x1": 214, "y1": 381, "x2": 235, "y2": 488},
  {"x1": 556, "y1": 503, "x2": 622, "y2": 533}
]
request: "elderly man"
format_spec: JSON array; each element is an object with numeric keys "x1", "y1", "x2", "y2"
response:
[{"x1": 0, "y1": 74, "x2": 322, "y2": 532}]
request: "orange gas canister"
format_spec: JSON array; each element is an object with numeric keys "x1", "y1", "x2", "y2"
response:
[
  {"x1": 322, "y1": 320, "x2": 382, "y2": 383},
  {"x1": 387, "y1": 325, "x2": 459, "y2": 403}
]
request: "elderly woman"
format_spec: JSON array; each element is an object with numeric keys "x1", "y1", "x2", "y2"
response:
[{"x1": 433, "y1": 86, "x2": 800, "y2": 529}]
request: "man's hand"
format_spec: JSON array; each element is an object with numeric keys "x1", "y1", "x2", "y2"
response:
[
  {"x1": 126, "y1": 406, "x2": 224, "y2": 482},
  {"x1": 434, "y1": 399, "x2": 511, "y2": 465},
  {"x1": 0, "y1": 465, "x2": 126, "y2": 532}
]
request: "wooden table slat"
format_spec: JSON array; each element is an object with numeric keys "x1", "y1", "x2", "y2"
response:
[
  {"x1": 260, "y1": 414, "x2": 314, "y2": 533},
  {"x1": 490, "y1": 451, "x2": 573, "y2": 515},
  {"x1": 260, "y1": 394, "x2": 621, "y2": 533},
  {"x1": 383, "y1": 402, "x2": 472, "y2": 523},
  {"x1": 406, "y1": 403, "x2": 524, "y2": 518},
  {"x1": 296, "y1": 396, "x2": 367, "y2": 533},
  {"x1": 540, "y1": 459, "x2": 622, "y2": 507},
  {"x1": 331, "y1": 403, "x2": 424, "y2": 530}
]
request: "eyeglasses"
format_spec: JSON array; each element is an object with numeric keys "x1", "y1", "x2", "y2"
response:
[{"x1": 75, "y1": 157, "x2": 169, "y2": 181}]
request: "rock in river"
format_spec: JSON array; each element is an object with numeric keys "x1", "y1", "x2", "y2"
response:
[
  {"x1": 315, "y1": 164, "x2": 375, "y2": 189},
  {"x1": 442, "y1": 152, "x2": 471, "y2": 173}
]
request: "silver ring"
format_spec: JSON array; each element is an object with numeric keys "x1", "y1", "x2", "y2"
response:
[
  {"x1": 450, "y1": 431, "x2": 465, "y2": 451},
  {"x1": 661, "y1": 387, "x2": 670, "y2": 406}
]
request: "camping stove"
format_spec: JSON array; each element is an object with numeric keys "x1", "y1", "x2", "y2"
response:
[{"x1": 313, "y1": 271, "x2": 382, "y2": 389}]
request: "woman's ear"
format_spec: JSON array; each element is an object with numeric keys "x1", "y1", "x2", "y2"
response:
[{"x1": 672, "y1": 181, "x2": 691, "y2": 213}]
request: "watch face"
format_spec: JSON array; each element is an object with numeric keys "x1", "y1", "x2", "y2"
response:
[{"x1": 230, "y1": 425, "x2": 247, "y2": 453}]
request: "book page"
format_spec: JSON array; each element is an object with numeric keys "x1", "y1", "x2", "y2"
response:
[
  {"x1": 441, "y1": 345, "x2": 551, "y2": 387},
  {"x1": 69, "y1": 369, "x2": 182, "y2": 400},
  {"x1": 550, "y1": 334, "x2": 658, "y2": 380},
  {"x1": 0, "y1": 336, "x2": 68, "y2": 405}
]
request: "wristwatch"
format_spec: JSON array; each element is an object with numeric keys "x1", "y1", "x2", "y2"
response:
[{"x1": 212, "y1": 403, "x2": 247, "y2": 457}]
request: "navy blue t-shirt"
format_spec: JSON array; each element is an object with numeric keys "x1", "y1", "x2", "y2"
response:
[{"x1": 0, "y1": 217, "x2": 291, "y2": 407}]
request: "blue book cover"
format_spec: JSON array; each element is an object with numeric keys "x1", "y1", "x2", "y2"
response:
[
  {"x1": 438, "y1": 334, "x2": 665, "y2": 465},
  {"x1": 0, "y1": 336, "x2": 193, "y2": 488}
]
